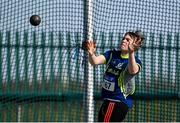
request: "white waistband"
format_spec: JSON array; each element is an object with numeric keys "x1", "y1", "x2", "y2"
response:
[{"x1": 104, "y1": 98, "x2": 121, "y2": 102}]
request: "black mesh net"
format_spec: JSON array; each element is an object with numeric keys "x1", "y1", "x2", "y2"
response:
[{"x1": 0, "y1": 0, "x2": 179, "y2": 122}]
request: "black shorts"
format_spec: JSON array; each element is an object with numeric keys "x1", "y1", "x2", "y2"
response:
[{"x1": 98, "y1": 99, "x2": 129, "y2": 122}]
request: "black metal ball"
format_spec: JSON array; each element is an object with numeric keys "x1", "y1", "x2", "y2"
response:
[{"x1": 30, "y1": 15, "x2": 41, "y2": 26}]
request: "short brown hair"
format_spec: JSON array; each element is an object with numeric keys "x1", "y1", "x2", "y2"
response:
[{"x1": 125, "y1": 30, "x2": 145, "y2": 41}]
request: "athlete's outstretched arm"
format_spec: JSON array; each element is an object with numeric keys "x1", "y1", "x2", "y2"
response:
[
  {"x1": 83, "y1": 41, "x2": 106, "y2": 66},
  {"x1": 128, "y1": 37, "x2": 142, "y2": 74},
  {"x1": 128, "y1": 52, "x2": 140, "y2": 74}
]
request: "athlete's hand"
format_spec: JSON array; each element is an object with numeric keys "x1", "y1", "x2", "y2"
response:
[
  {"x1": 83, "y1": 41, "x2": 96, "y2": 55},
  {"x1": 128, "y1": 37, "x2": 143, "y2": 53}
]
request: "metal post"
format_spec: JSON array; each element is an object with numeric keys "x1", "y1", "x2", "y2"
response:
[{"x1": 83, "y1": 0, "x2": 94, "y2": 122}]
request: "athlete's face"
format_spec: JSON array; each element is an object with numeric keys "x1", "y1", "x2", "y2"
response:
[{"x1": 120, "y1": 34, "x2": 134, "y2": 52}]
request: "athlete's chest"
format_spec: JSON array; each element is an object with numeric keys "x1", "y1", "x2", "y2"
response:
[{"x1": 106, "y1": 58, "x2": 128, "y2": 76}]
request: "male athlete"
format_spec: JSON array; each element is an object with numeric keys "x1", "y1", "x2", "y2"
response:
[{"x1": 84, "y1": 31, "x2": 144, "y2": 122}]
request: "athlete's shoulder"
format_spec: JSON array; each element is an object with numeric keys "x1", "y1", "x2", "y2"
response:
[
  {"x1": 108, "y1": 48, "x2": 120, "y2": 54},
  {"x1": 135, "y1": 55, "x2": 142, "y2": 66},
  {"x1": 113, "y1": 48, "x2": 120, "y2": 52},
  {"x1": 135, "y1": 54, "x2": 141, "y2": 60},
  {"x1": 104, "y1": 48, "x2": 120, "y2": 56}
]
